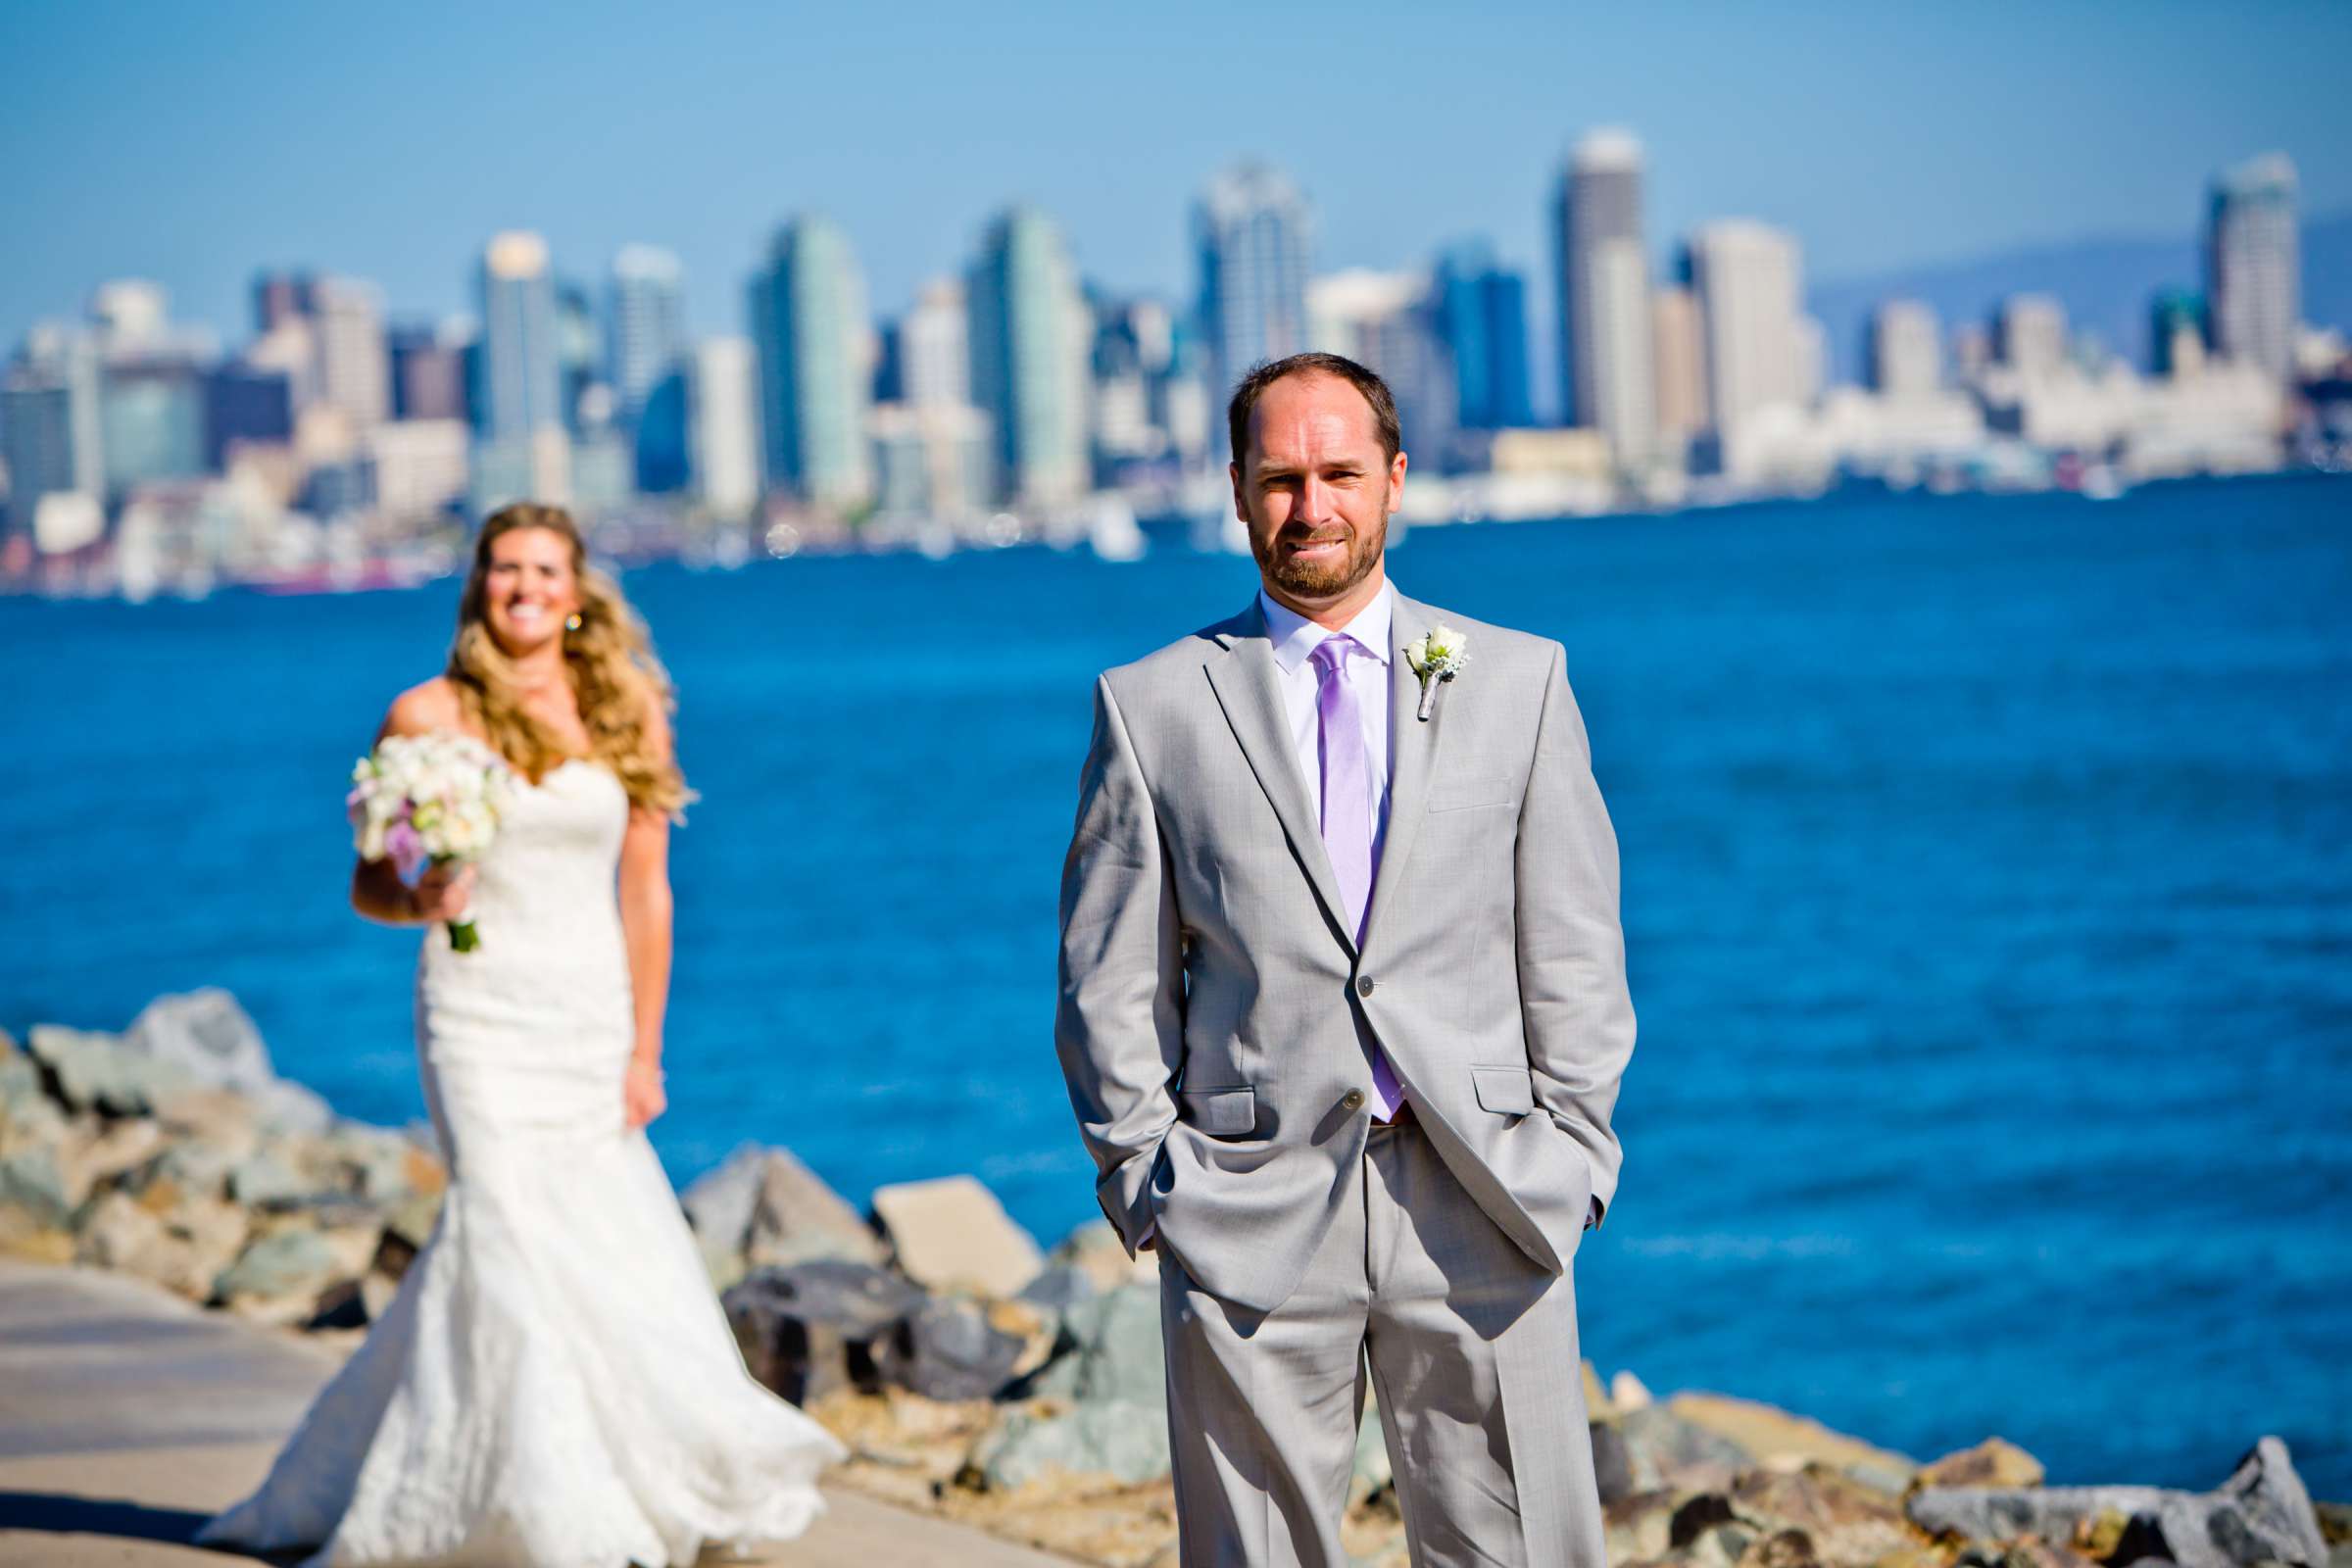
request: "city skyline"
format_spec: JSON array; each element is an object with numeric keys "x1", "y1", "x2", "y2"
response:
[{"x1": 6, "y1": 3, "x2": 2349, "y2": 388}]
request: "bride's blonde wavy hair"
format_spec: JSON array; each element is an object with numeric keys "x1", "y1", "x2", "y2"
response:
[{"x1": 447, "y1": 503, "x2": 693, "y2": 819}]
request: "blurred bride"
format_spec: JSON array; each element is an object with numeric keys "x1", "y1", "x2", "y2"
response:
[{"x1": 203, "y1": 503, "x2": 842, "y2": 1566}]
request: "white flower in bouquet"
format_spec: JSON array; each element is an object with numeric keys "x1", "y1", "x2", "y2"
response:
[{"x1": 347, "y1": 732, "x2": 515, "y2": 953}]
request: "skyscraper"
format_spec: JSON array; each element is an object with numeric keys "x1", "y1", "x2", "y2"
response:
[
  {"x1": 1196, "y1": 162, "x2": 1311, "y2": 401},
  {"x1": 898, "y1": 279, "x2": 971, "y2": 412},
  {"x1": 688, "y1": 335, "x2": 761, "y2": 521},
  {"x1": 1551, "y1": 129, "x2": 1656, "y2": 466},
  {"x1": 390, "y1": 320, "x2": 471, "y2": 422},
  {"x1": 1688, "y1": 220, "x2": 1805, "y2": 464},
  {"x1": 2205, "y1": 152, "x2": 2300, "y2": 381},
  {"x1": 1994, "y1": 295, "x2": 2068, "y2": 379},
  {"x1": 309, "y1": 275, "x2": 391, "y2": 430},
  {"x1": 473, "y1": 230, "x2": 569, "y2": 506},
  {"x1": 608, "y1": 245, "x2": 686, "y2": 416},
  {"x1": 967, "y1": 206, "x2": 1087, "y2": 508},
  {"x1": 1868, "y1": 300, "x2": 1942, "y2": 397},
  {"x1": 1307, "y1": 270, "x2": 1454, "y2": 463},
  {"x1": 1432, "y1": 241, "x2": 1533, "y2": 432},
  {"x1": 1650, "y1": 283, "x2": 1708, "y2": 451},
  {"x1": 2149, "y1": 290, "x2": 2207, "y2": 379},
  {"x1": 2, "y1": 326, "x2": 105, "y2": 538},
  {"x1": 750, "y1": 215, "x2": 873, "y2": 511}
]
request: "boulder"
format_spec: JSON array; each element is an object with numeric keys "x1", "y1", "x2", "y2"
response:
[
  {"x1": 722, "y1": 1260, "x2": 924, "y2": 1405},
  {"x1": 25, "y1": 1025, "x2": 193, "y2": 1116},
  {"x1": 74, "y1": 1190, "x2": 235, "y2": 1300},
  {"x1": 1670, "y1": 1393, "x2": 1919, "y2": 1489},
  {"x1": 1733, "y1": 1461, "x2": 1918, "y2": 1565},
  {"x1": 1017, "y1": 1261, "x2": 1098, "y2": 1317},
  {"x1": 215, "y1": 1228, "x2": 342, "y2": 1316},
  {"x1": 0, "y1": 1146, "x2": 72, "y2": 1230},
  {"x1": 122, "y1": 989, "x2": 331, "y2": 1133},
  {"x1": 970, "y1": 1396, "x2": 1173, "y2": 1490},
  {"x1": 1907, "y1": 1436, "x2": 2327, "y2": 1568},
  {"x1": 1615, "y1": 1401, "x2": 1754, "y2": 1494},
  {"x1": 1919, "y1": 1437, "x2": 2047, "y2": 1492},
  {"x1": 682, "y1": 1145, "x2": 883, "y2": 1286},
  {"x1": 228, "y1": 1148, "x2": 310, "y2": 1207},
  {"x1": 1591, "y1": 1419, "x2": 1638, "y2": 1505},
  {"x1": 56, "y1": 1117, "x2": 167, "y2": 1205},
  {"x1": 1612, "y1": 1369, "x2": 1655, "y2": 1411},
  {"x1": 1031, "y1": 1283, "x2": 1165, "y2": 1410},
  {"x1": 870, "y1": 1175, "x2": 1044, "y2": 1298},
  {"x1": 881, "y1": 1298, "x2": 1027, "y2": 1401},
  {"x1": 1049, "y1": 1218, "x2": 1159, "y2": 1294}
]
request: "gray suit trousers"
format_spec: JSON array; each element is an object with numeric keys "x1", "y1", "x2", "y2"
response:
[{"x1": 1158, "y1": 1118, "x2": 1605, "y2": 1568}]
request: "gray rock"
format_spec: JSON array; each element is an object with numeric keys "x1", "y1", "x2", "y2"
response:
[
  {"x1": 214, "y1": 1228, "x2": 341, "y2": 1304},
  {"x1": 882, "y1": 1298, "x2": 1026, "y2": 1401},
  {"x1": 1908, "y1": 1436, "x2": 2328, "y2": 1568},
  {"x1": 1031, "y1": 1282, "x2": 1165, "y2": 1410},
  {"x1": 26, "y1": 1025, "x2": 194, "y2": 1116},
  {"x1": 1672, "y1": 1494, "x2": 1743, "y2": 1549},
  {"x1": 122, "y1": 990, "x2": 331, "y2": 1133},
  {"x1": 228, "y1": 1149, "x2": 309, "y2": 1207},
  {"x1": 682, "y1": 1145, "x2": 882, "y2": 1273},
  {"x1": 1592, "y1": 1419, "x2": 1638, "y2": 1505},
  {"x1": 973, "y1": 1397, "x2": 1172, "y2": 1490},
  {"x1": 1616, "y1": 1402, "x2": 1754, "y2": 1494},
  {"x1": 722, "y1": 1260, "x2": 923, "y2": 1405},
  {"x1": 0, "y1": 1147, "x2": 72, "y2": 1229},
  {"x1": 1017, "y1": 1263, "x2": 1098, "y2": 1316}
]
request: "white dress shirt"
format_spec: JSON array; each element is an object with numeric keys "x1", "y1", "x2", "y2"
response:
[{"x1": 1258, "y1": 580, "x2": 1395, "y2": 853}]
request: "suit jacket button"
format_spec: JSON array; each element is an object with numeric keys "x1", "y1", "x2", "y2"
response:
[
  {"x1": 1341, "y1": 1089, "x2": 1365, "y2": 1112},
  {"x1": 1356, "y1": 976, "x2": 1375, "y2": 998}
]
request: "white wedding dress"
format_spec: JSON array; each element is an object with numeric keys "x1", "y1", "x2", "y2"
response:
[{"x1": 203, "y1": 759, "x2": 843, "y2": 1567}]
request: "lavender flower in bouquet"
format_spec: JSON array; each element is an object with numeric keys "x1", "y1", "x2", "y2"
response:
[{"x1": 347, "y1": 732, "x2": 515, "y2": 953}]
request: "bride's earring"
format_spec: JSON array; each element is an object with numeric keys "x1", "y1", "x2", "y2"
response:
[{"x1": 564, "y1": 612, "x2": 583, "y2": 632}]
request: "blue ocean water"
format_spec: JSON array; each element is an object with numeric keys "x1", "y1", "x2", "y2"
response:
[{"x1": 3, "y1": 476, "x2": 2348, "y2": 1495}]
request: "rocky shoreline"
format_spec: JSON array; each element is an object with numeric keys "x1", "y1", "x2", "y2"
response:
[{"x1": 3, "y1": 990, "x2": 2343, "y2": 1568}]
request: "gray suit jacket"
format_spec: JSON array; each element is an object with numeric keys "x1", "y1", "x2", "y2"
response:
[{"x1": 1055, "y1": 590, "x2": 1636, "y2": 1314}]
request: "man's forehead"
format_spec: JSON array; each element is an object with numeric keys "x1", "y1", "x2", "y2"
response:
[{"x1": 1250, "y1": 373, "x2": 1380, "y2": 453}]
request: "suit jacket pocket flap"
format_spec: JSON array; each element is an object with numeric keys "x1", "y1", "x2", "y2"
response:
[
  {"x1": 1178, "y1": 1086, "x2": 1257, "y2": 1136},
  {"x1": 1471, "y1": 1066, "x2": 1536, "y2": 1115}
]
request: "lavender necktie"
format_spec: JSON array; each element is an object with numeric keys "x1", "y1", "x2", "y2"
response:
[{"x1": 1310, "y1": 637, "x2": 1406, "y2": 1120}]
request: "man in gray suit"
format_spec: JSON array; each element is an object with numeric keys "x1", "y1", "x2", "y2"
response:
[{"x1": 1055, "y1": 352, "x2": 1636, "y2": 1566}]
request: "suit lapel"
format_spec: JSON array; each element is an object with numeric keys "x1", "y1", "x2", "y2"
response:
[
  {"x1": 1359, "y1": 592, "x2": 1447, "y2": 957},
  {"x1": 1202, "y1": 603, "x2": 1357, "y2": 955}
]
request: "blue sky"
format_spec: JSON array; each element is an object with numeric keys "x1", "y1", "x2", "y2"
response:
[{"x1": 5, "y1": 1, "x2": 2347, "y2": 359}]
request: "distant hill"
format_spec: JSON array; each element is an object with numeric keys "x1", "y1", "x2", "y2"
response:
[{"x1": 1809, "y1": 210, "x2": 2351, "y2": 383}]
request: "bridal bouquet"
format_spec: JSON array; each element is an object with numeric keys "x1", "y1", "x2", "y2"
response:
[{"x1": 347, "y1": 732, "x2": 515, "y2": 953}]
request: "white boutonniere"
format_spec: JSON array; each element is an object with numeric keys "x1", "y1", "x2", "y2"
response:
[{"x1": 1403, "y1": 624, "x2": 1470, "y2": 721}]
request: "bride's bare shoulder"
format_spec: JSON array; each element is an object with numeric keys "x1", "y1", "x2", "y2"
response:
[{"x1": 379, "y1": 677, "x2": 466, "y2": 741}]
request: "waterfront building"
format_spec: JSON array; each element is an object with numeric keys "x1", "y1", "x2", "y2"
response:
[
  {"x1": 1689, "y1": 220, "x2": 1806, "y2": 475},
  {"x1": 2150, "y1": 290, "x2": 2208, "y2": 379},
  {"x1": 1995, "y1": 295, "x2": 2068, "y2": 380},
  {"x1": 1551, "y1": 128, "x2": 1656, "y2": 466},
  {"x1": 309, "y1": 275, "x2": 391, "y2": 431},
  {"x1": 688, "y1": 335, "x2": 761, "y2": 521},
  {"x1": 1432, "y1": 241, "x2": 1533, "y2": 432},
  {"x1": 1869, "y1": 300, "x2": 1942, "y2": 397},
  {"x1": 750, "y1": 214, "x2": 873, "y2": 510},
  {"x1": 1196, "y1": 161, "x2": 1312, "y2": 400},
  {"x1": 966, "y1": 206, "x2": 1087, "y2": 508},
  {"x1": 1651, "y1": 283, "x2": 1709, "y2": 451},
  {"x1": 2205, "y1": 152, "x2": 2300, "y2": 381}
]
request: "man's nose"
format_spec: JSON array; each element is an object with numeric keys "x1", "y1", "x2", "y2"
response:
[{"x1": 1297, "y1": 474, "x2": 1333, "y2": 522}]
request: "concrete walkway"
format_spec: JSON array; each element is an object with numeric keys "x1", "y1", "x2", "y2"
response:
[{"x1": 0, "y1": 1258, "x2": 1074, "y2": 1566}]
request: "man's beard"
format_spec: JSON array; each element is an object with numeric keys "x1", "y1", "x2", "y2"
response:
[{"x1": 1254, "y1": 508, "x2": 1389, "y2": 600}]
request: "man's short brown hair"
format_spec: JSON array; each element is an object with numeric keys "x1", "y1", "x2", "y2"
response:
[{"x1": 1227, "y1": 352, "x2": 1402, "y2": 471}]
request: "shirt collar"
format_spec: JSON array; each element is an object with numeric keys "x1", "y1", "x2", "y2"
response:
[{"x1": 1259, "y1": 578, "x2": 1396, "y2": 675}]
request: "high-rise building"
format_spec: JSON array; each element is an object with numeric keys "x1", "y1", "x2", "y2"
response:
[
  {"x1": 898, "y1": 279, "x2": 971, "y2": 411},
  {"x1": 100, "y1": 356, "x2": 208, "y2": 495},
  {"x1": 967, "y1": 206, "x2": 1087, "y2": 507},
  {"x1": 1307, "y1": 270, "x2": 1453, "y2": 463},
  {"x1": 1432, "y1": 241, "x2": 1533, "y2": 432},
  {"x1": 309, "y1": 275, "x2": 390, "y2": 430},
  {"x1": 688, "y1": 335, "x2": 761, "y2": 521},
  {"x1": 1994, "y1": 295, "x2": 2068, "y2": 379},
  {"x1": 608, "y1": 245, "x2": 686, "y2": 416},
  {"x1": 556, "y1": 281, "x2": 598, "y2": 435},
  {"x1": 1551, "y1": 129, "x2": 1655, "y2": 466},
  {"x1": 2150, "y1": 289, "x2": 2208, "y2": 379},
  {"x1": 1196, "y1": 161, "x2": 1312, "y2": 401},
  {"x1": 750, "y1": 215, "x2": 873, "y2": 510},
  {"x1": 474, "y1": 231, "x2": 569, "y2": 505},
  {"x1": 203, "y1": 363, "x2": 295, "y2": 466},
  {"x1": 88, "y1": 280, "x2": 170, "y2": 351},
  {"x1": 1688, "y1": 220, "x2": 1805, "y2": 460},
  {"x1": 1869, "y1": 300, "x2": 1942, "y2": 398},
  {"x1": 2205, "y1": 152, "x2": 2300, "y2": 381},
  {"x1": 1650, "y1": 283, "x2": 1708, "y2": 449},
  {"x1": 2, "y1": 327, "x2": 105, "y2": 537},
  {"x1": 390, "y1": 320, "x2": 471, "y2": 422},
  {"x1": 253, "y1": 271, "x2": 313, "y2": 335}
]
